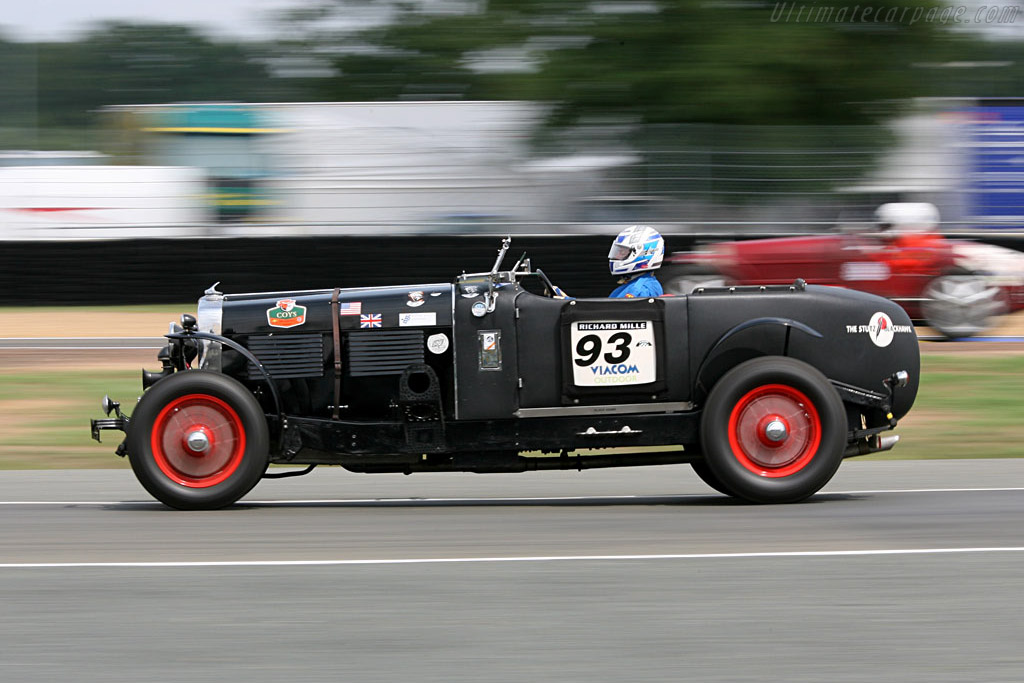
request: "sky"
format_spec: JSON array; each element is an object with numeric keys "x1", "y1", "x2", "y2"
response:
[
  {"x1": 0, "y1": 0, "x2": 305, "y2": 41},
  {"x1": 4, "y1": 0, "x2": 1023, "y2": 43}
]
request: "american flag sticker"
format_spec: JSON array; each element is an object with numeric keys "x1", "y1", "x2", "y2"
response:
[
  {"x1": 360, "y1": 313, "x2": 382, "y2": 329},
  {"x1": 339, "y1": 301, "x2": 362, "y2": 316}
]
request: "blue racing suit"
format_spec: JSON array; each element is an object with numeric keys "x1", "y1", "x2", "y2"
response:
[{"x1": 610, "y1": 272, "x2": 663, "y2": 298}]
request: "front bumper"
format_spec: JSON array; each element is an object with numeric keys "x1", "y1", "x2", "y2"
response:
[{"x1": 90, "y1": 416, "x2": 127, "y2": 443}]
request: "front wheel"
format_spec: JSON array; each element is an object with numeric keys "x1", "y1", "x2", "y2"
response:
[
  {"x1": 700, "y1": 357, "x2": 846, "y2": 504},
  {"x1": 126, "y1": 370, "x2": 270, "y2": 509},
  {"x1": 921, "y1": 270, "x2": 1007, "y2": 339}
]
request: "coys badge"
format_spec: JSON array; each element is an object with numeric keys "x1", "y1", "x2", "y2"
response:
[{"x1": 267, "y1": 299, "x2": 307, "y2": 328}]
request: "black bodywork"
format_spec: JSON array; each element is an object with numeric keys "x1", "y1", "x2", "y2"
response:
[{"x1": 92, "y1": 242, "x2": 920, "y2": 505}]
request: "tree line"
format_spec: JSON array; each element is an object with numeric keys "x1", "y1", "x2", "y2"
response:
[{"x1": 2, "y1": 1, "x2": 1024, "y2": 140}]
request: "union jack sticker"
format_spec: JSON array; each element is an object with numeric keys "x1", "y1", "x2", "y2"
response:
[{"x1": 360, "y1": 313, "x2": 382, "y2": 329}]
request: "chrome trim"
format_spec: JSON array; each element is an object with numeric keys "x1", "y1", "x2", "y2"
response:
[
  {"x1": 878, "y1": 434, "x2": 900, "y2": 452},
  {"x1": 515, "y1": 401, "x2": 694, "y2": 418},
  {"x1": 224, "y1": 283, "x2": 452, "y2": 300},
  {"x1": 186, "y1": 430, "x2": 211, "y2": 453},
  {"x1": 764, "y1": 419, "x2": 787, "y2": 442},
  {"x1": 577, "y1": 425, "x2": 643, "y2": 436},
  {"x1": 490, "y1": 236, "x2": 512, "y2": 274},
  {"x1": 451, "y1": 285, "x2": 460, "y2": 420}
]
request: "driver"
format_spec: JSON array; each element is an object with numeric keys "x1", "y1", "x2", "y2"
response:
[{"x1": 608, "y1": 225, "x2": 665, "y2": 298}]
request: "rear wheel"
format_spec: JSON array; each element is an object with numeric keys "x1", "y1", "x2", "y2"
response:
[
  {"x1": 921, "y1": 269, "x2": 1007, "y2": 339},
  {"x1": 700, "y1": 357, "x2": 845, "y2": 504},
  {"x1": 690, "y1": 460, "x2": 734, "y2": 496},
  {"x1": 126, "y1": 370, "x2": 269, "y2": 509}
]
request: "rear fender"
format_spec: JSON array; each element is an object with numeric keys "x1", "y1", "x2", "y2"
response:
[{"x1": 693, "y1": 317, "x2": 823, "y2": 402}]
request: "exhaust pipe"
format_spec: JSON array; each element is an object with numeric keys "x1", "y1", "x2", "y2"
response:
[
  {"x1": 845, "y1": 434, "x2": 900, "y2": 458},
  {"x1": 877, "y1": 435, "x2": 900, "y2": 452}
]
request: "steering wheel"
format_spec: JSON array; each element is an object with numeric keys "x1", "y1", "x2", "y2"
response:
[{"x1": 535, "y1": 268, "x2": 557, "y2": 297}]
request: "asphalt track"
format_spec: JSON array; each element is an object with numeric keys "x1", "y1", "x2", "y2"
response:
[
  {"x1": 0, "y1": 337, "x2": 166, "y2": 349},
  {"x1": 2, "y1": 461, "x2": 1024, "y2": 682}
]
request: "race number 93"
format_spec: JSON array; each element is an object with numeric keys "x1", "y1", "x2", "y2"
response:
[{"x1": 570, "y1": 321, "x2": 656, "y2": 387}]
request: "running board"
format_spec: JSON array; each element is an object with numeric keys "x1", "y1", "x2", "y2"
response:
[{"x1": 515, "y1": 401, "x2": 693, "y2": 418}]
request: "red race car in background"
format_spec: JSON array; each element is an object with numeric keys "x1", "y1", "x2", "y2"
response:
[{"x1": 661, "y1": 203, "x2": 1024, "y2": 339}]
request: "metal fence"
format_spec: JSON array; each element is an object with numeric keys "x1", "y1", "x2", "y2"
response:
[
  {"x1": 543, "y1": 120, "x2": 972, "y2": 234},
  {"x1": 0, "y1": 113, "x2": 979, "y2": 240}
]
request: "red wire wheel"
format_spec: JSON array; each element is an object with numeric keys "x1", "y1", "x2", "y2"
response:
[
  {"x1": 127, "y1": 370, "x2": 269, "y2": 509},
  {"x1": 727, "y1": 384, "x2": 821, "y2": 478},
  {"x1": 150, "y1": 394, "x2": 246, "y2": 488},
  {"x1": 699, "y1": 357, "x2": 846, "y2": 504}
]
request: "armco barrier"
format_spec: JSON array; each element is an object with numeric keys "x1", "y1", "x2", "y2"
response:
[
  {"x1": 6, "y1": 232, "x2": 1022, "y2": 306},
  {"x1": 1, "y1": 234, "x2": 698, "y2": 305}
]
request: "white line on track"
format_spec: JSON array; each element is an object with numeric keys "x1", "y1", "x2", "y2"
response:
[
  {"x1": 3, "y1": 547, "x2": 1024, "y2": 569},
  {"x1": 830, "y1": 487, "x2": 1024, "y2": 494},
  {"x1": 1, "y1": 486, "x2": 1024, "y2": 507}
]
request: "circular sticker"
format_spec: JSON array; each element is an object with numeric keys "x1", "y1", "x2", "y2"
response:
[
  {"x1": 868, "y1": 311, "x2": 895, "y2": 347},
  {"x1": 427, "y1": 333, "x2": 450, "y2": 355}
]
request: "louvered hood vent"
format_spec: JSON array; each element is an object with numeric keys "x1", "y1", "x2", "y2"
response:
[
  {"x1": 348, "y1": 330, "x2": 424, "y2": 377},
  {"x1": 246, "y1": 334, "x2": 324, "y2": 380}
]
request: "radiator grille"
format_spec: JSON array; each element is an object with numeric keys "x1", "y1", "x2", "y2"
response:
[
  {"x1": 348, "y1": 330, "x2": 424, "y2": 377},
  {"x1": 246, "y1": 334, "x2": 324, "y2": 380}
]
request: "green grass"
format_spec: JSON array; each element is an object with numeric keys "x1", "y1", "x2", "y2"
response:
[
  {"x1": 865, "y1": 354, "x2": 1024, "y2": 460},
  {"x1": 0, "y1": 369, "x2": 140, "y2": 469},
  {"x1": 0, "y1": 354, "x2": 1021, "y2": 469}
]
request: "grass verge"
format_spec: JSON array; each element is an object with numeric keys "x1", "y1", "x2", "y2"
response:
[
  {"x1": 0, "y1": 354, "x2": 1021, "y2": 469},
  {"x1": 0, "y1": 369, "x2": 139, "y2": 469},
  {"x1": 864, "y1": 354, "x2": 1024, "y2": 460}
]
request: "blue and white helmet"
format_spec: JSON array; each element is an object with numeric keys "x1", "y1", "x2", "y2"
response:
[{"x1": 608, "y1": 225, "x2": 664, "y2": 276}]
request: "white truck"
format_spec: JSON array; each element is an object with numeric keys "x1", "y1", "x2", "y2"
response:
[
  {"x1": 0, "y1": 102, "x2": 628, "y2": 240},
  {"x1": 0, "y1": 165, "x2": 208, "y2": 241}
]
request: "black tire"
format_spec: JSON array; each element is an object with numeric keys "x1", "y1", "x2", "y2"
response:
[
  {"x1": 659, "y1": 265, "x2": 728, "y2": 295},
  {"x1": 690, "y1": 459, "x2": 734, "y2": 496},
  {"x1": 921, "y1": 268, "x2": 1007, "y2": 340},
  {"x1": 700, "y1": 357, "x2": 846, "y2": 504},
  {"x1": 126, "y1": 370, "x2": 270, "y2": 510}
]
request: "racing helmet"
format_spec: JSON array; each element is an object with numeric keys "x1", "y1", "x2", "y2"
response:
[
  {"x1": 608, "y1": 225, "x2": 664, "y2": 275},
  {"x1": 875, "y1": 202, "x2": 940, "y2": 234}
]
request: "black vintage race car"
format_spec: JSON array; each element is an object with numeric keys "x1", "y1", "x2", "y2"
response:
[{"x1": 92, "y1": 239, "x2": 920, "y2": 509}]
